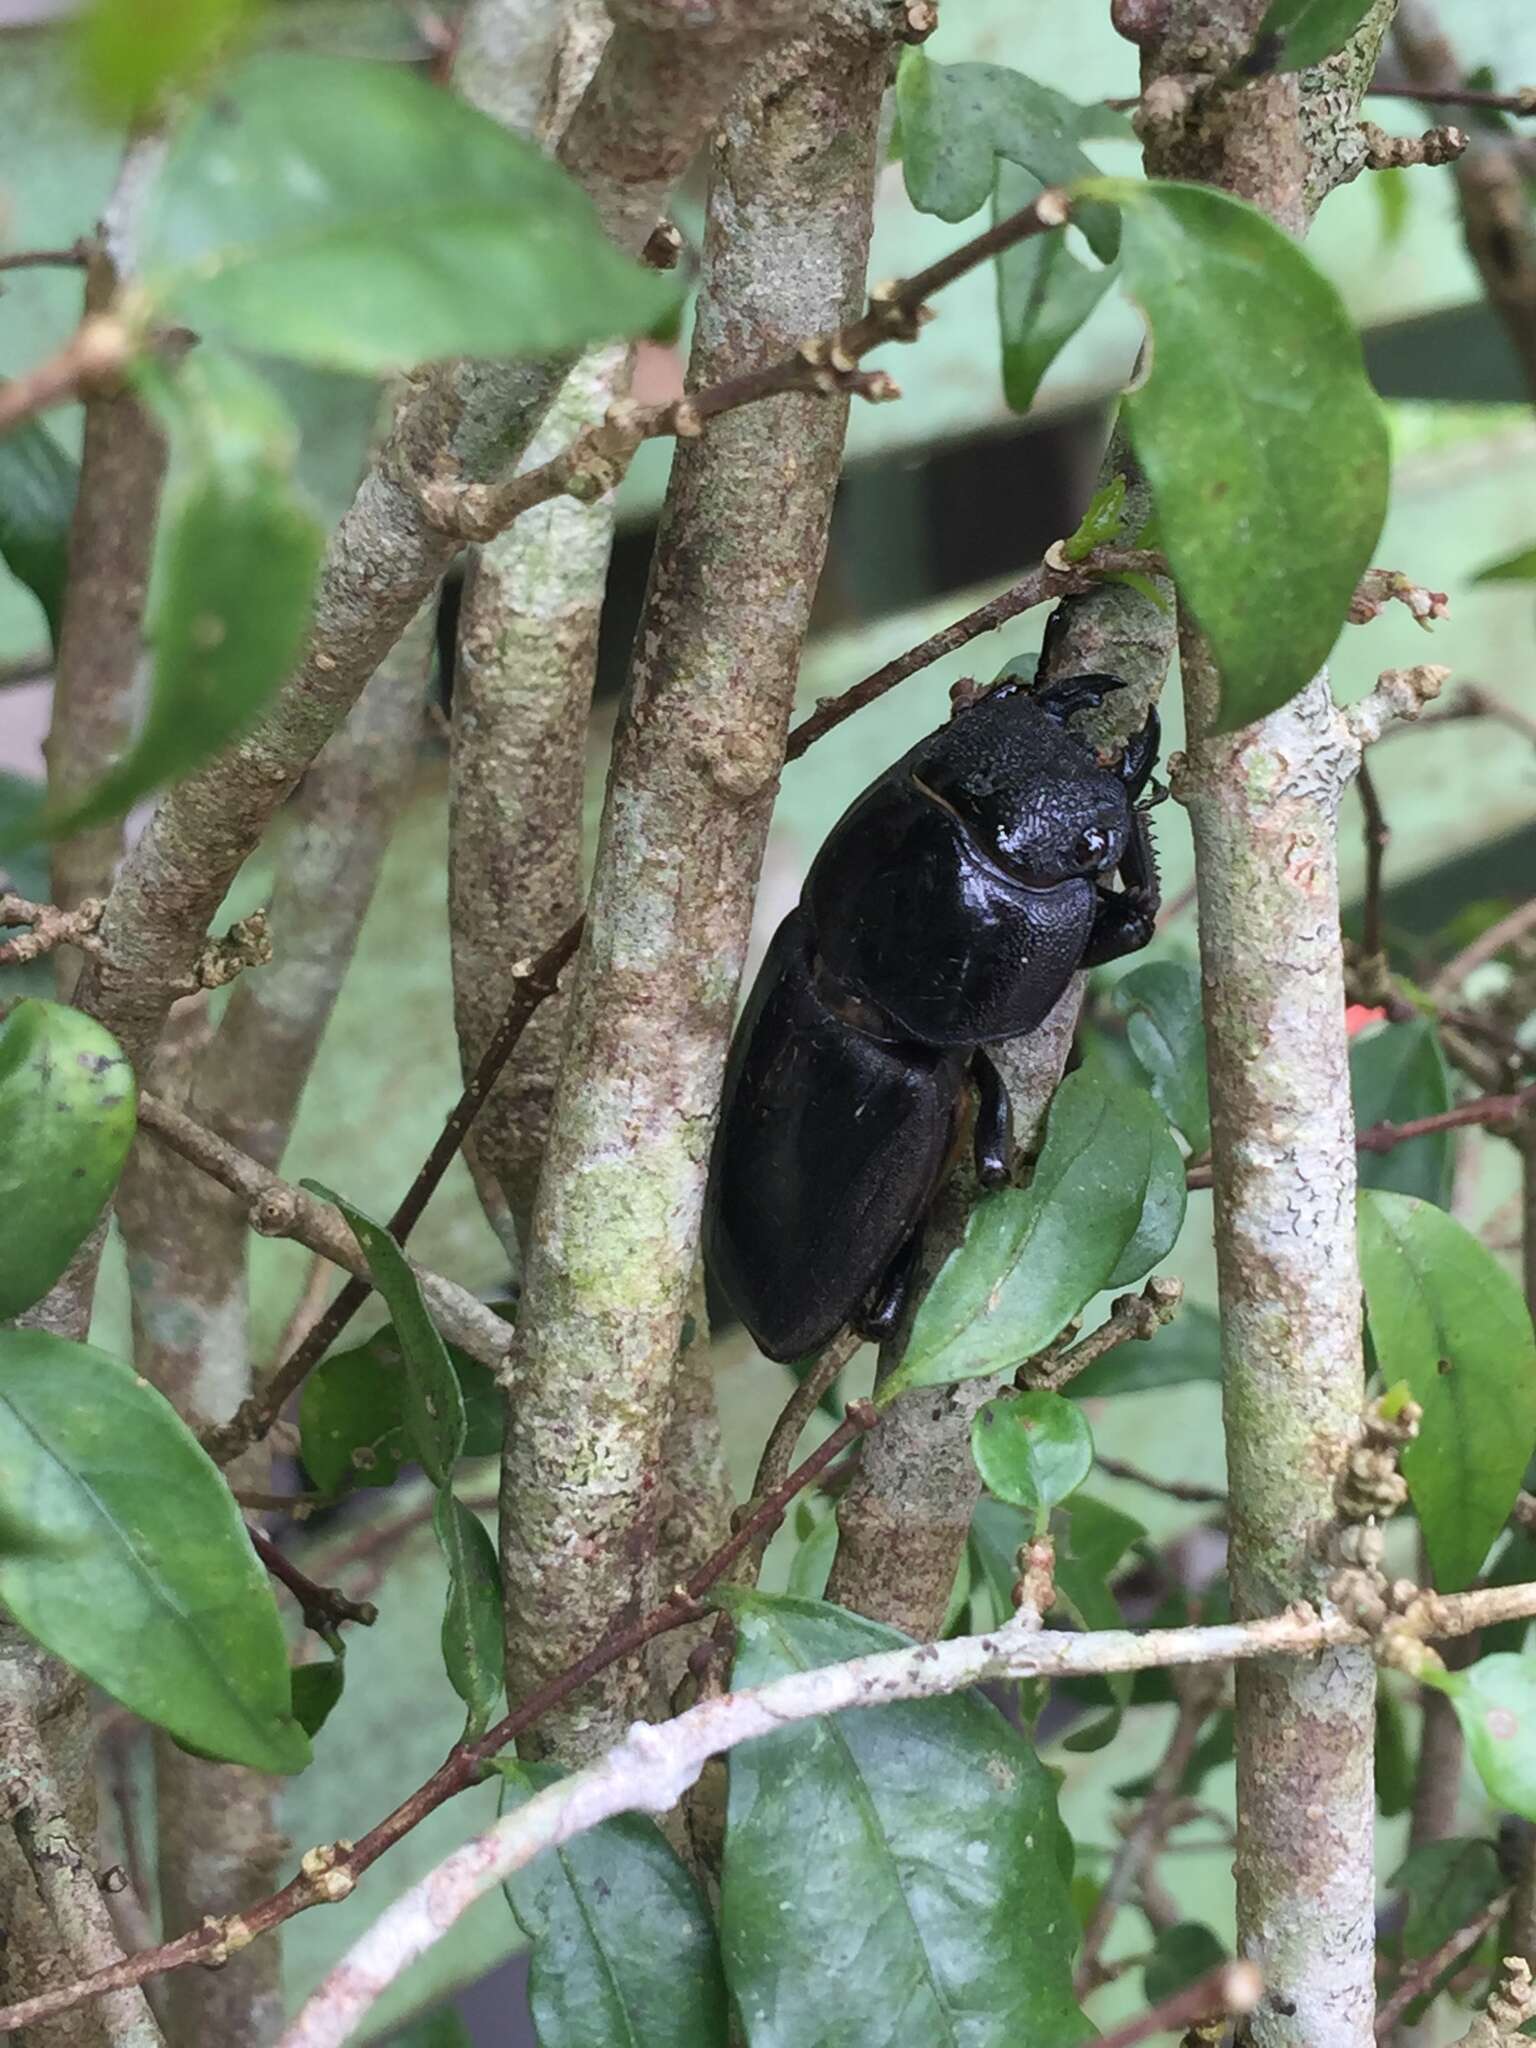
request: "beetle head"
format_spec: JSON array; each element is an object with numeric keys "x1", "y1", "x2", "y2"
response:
[{"x1": 912, "y1": 673, "x2": 1151, "y2": 888}]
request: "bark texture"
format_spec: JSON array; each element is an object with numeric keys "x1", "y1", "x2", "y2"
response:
[
  {"x1": 69, "y1": 0, "x2": 805, "y2": 1098},
  {"x1": 1141, "y1": 9, "x2": 1397, "y2": 2043},
  {"x1": 501, "y1": 0, "x2": 893, "y2": 1760}
]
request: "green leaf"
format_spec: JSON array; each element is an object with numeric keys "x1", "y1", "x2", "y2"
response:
[
  {"x1": 1479, "y1": 1529, "x2": 1536, "y2": 1661},
  {"x1": 897, "y1": 48, "x2": 1118, "y2": 259},
  {"x1": 139, "y1": 54, "x2": 676, "y2": 374},
  {"x1": 387, "y1": 2014, "x2": 474, "y2": 2048},
  {"x1": 1062, "y1": 476, "x2": 1129, "y2": 562},
  {"x1": 0, "y1": 1331, "x2": 310, "y2": 1774},
  {"x1": 1472, "y1": 543, "x2": 1536, "y2": 583},
  {"x1": 10, "y1": 353, "x2": 323, "y2": 850},
  {"x1": 0, "y1": 1000, "x2": 136, "y2": 1320},
  {"x1": 498, "y1": 1761, "x2": 728, "y2": 2048},
  {"x1": 1112, "y1": 960, "x2": 1210, "y2": 1153},
  {"x1": 1432, "y1": 1658, "x2": 1536, "y2": 1824},
  {"x1": 994, "y1": 163, "x2": 1116, "y2": 415},
  {"x1": 298, "y1": 1325, "x2": 504, "y2": 1494},
  {"x1": 0, "y1": 420, "x2": 77, "y2": 648},
  {"x1": 302, "y1": 1185, "x2": 466, "y2": 1487},
  {"x1": 1144, "y1": 1922, "x2": 1228, "y2": 2005},
  {"x1": 1252, "y1": 0, "x2": 1376, "y2": 70},
  {"x1": 78, "y1": 0, "x2": 255, "y2": 119},
  {"x1": 971, "y1": 1390, "x2": 1093, "y2": 1524},
  {"x1": 1358, "y1": 1192, "x2": 1536, "y2": 1591},
  {"x1": 1389, "y1": 1836, "x2": 1504, "y2": 1958},
  {"x1": 1083, "y1": 177, "x2": 1389, "y2": 731},
  {"x1": 786, "y1": 1505, "x2": 840, "y2": 1601},
  {"x1": 1067, "y1": 1300, "x2": 1223, "y2": 1398},
  {"x1": 1351, "y1": 1018, "x2": 1453, "y2": 1207},
  {"x1": 1375, "y1": 1686, "x2": 1415, "y2": 1819},
  {"x1": 890, "y1": 1059, "x2": 1183, "y2": 1396},
  {"x1": 1374, "y1": 166, "x2": 1411, "y2": 249},
  {"x1": 433, "y1": 1493, "x2": 503, "y2": 1738},
  {"x1": 719, "y1": 1591, "x2": 1089, "y2": 2048},
  {"x1": 1105, "y1": 1085, "x2": 1189, "y2": 1289},
  {"x1": 291, "y1": 1655, "x2": 345, "y2": 1739}
]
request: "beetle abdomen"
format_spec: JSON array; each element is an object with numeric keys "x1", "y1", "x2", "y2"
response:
[
  {"x1": 806, "y1": 779, "x2": 1096, "y2": 1046},
  {"x1": 704, "y1": 908, "x2": 965, "y2": 1362}
]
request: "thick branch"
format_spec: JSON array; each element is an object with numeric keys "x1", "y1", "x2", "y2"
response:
[{"x1": 499, "y1": 0, "x2": 893, "y2": 1760}]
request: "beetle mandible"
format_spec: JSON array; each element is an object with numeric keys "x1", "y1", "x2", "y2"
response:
[{"x1": 703, "y1": 673, "x2": 1161, "y2": 1363}]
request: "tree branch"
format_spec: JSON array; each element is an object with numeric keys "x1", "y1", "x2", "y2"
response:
[
  {"x1": 133, "y1": 1093, "x2": 516, "y2": 1375},
  {"x1": 276, "y1": 1579, "x2": 1536, "y2": 2048}
]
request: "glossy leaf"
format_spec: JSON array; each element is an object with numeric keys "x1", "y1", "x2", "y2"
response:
[
  {"x1": 298, "y1": 1325, "x2": 504, "y2": 1494},
  {"x1": 79, "y1": 0, "x2": 254, "y2": 118},
  {"x1": 1432, "y1": 1658, "x2": 1536, "y2": 1824},
  {"x1": 0, "y1": 1000, "x2": 136, "y2": 1320},
  {"x1": 719, "y1": 1591, "x2": 1088, "y2": 2048},
  {"x1": 434, "y1": 1492, "x2": 503, "y2": 1737},
  {"x1": 1068, "y1": 1300, "x2": 1223, "y2": 1398},
  {"x1": 1358, "y1": 1192, "x2": 1536, "y2": 1591},
  {"x1": 498, "y1": 1761, "x2": 728, "y2": 2048},
  {"x1": 971, "y1": 1390, "x2": 1092, "y2": 1523},
  {"x1": 890, "y1": 1060, "x2": 1183, "y2": 1395},
  {"x1": 0, "y1": 420, "x2": 77, "y2": 648},
  {"x1": 786, "y1": 1505, "x2": 840, "y2": 1601},
  {"x1": 995, "y1": 163, "x2": 1116, "y2": 415},
  {"x1": 0, "y1": 1331, "x2": 309, "y2": 1774},
  {"x1": 291, "y1": 1656, "x2": 345, "y2": 1739},
  {"x1": 1144, "y1": 1923, "x2": 1228, "y2": 2004},
  {"x1": 1084, "y1": 177, "x2": 1389, "y2": 731},
  {"x1": 140, "y1": 54, "x2": 676, "y2": 373},
  {"x1": 1112, "y1": 960, "x2": 1210, "y2": 1153},
  {"x1": 897, "y1": 48, "x2": 1118, "y2": 259},
  {"x1": 303, "y1": 1185, "x2": 466, "y2": 1486},
  {"x1": 1473, "y1": 543, "x2": 1536, "y2": 583},
  {"x1": 1253, "y1": 0, "x2": 1378, "y2": 70},
  {"x1": 11, "y1": 354, "x2": 322, "y2": 849},
  {"x1": 1105, "y1": 1084, "x2": 1189, "y2": 1289},
  {"x1": 1350, "y1": 1017, "x2": 1453, "y2": 1207}
]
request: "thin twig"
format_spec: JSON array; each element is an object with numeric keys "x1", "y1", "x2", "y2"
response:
[
  {"x1": 783, "y1": 548, "x2": 1165, "y2": 761},
  {"x1": 134, "y1": 1092, "x2": 516, "y2": 1373},
  {"x1": 1358, "y1": 757, "x2": 1389, "y2": 963},
  {"x1": 1093, "y1": 1962, "x2": 1265, "y2": 2048},
  {"x1": 1076, "y1": 1678, "x2": 1221, "y2": 1993},
  {"x1": 1374, "y1": 1892, "x2": 1511, "y2": 2036},
  {"x1": 199, "y1": 919, "x2": 582, "y2": 1463},
  {"x1": 1367, "y1": 81, "x2": 1536, "y2": 115},
  {"x1": 0, "y1": 241, "x2": 91, "y2": 273},
  {"x1": 0, "y1": 893, "x2": 104, "y2": 967},
  {"x1": 420, "y1": 187, "x2": 1075, "y2": 544},
  {"x1": 1431, "y1": 898, "x2": 1536, "y2": 1000},
  {"x1": 1185, "y1": 1083, "x2": 1536, "y2": 1189},
  {"x1": 248, "y1": 1528, "x2": 377, "y2": 1634},
  {"x1": 1094, "y1": 1454, "x2": 1227, "y2": 1506},
  {"x1": 1023, "y1": 1276, "x2": 1185, "y2": 1390},
  {"x1": 0, "y1": 316, "x2": 132, "y2": 438}
]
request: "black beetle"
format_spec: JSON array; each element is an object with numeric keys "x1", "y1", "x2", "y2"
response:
[{"x1": 703, "y1": 674, "x2": 1161, "y2": 1363}]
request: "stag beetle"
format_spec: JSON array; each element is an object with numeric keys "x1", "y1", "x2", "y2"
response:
[{"x1": 703, "y1": 674, "x2": 1161, "y2": 1363}]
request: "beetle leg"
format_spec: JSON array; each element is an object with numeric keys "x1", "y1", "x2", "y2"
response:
[
  {"x1": 856, "y1": 1231, "x2": 924, "y2": 1343},
  {"x1": 970, "y1": 1049, "x2": 1013, "y2": 1187},
  {"x1": 1117, "y1": 708, "x2": 1161, "y2": 802},
  {"x1": 1083, "y1": 808, "x2": 1161, "y2": 965}
]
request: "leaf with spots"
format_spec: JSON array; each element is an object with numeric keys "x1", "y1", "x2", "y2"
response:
[
  {"x1": 5, "y1": 350, "x2": 322, "y2": 849},
  {"x1": 0, "y1": 1001, "x2": 136, "y2": 1321},
  {"x1": 1424, "y1": 1659, "x2": 1536, "y2": 1825},
  {"x1": 718, "y1": 1590, "x2": 1088, "y2": 2048},
  {"x1": 1358, "y1": 1192, "x2": 1536, "y2": 1591}
]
